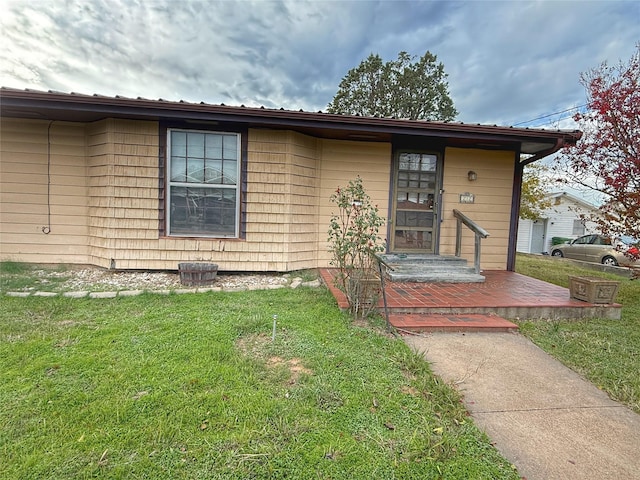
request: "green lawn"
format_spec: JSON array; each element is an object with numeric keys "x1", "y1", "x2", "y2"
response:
[
  {"x1": 0, "y1": 261, "x2": 72, "y2": 292},
  {"x1": 0, "y1": 285, "x2": 518, "y2": 479},
  {"x1": 515, "y1": 254, "x2": 640, "y2": 413}
]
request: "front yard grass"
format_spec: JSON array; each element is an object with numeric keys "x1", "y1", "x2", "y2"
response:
[
  {"x1": 516, "y1": 254, "x2": 640, "y2": 413},
  {"x1": 0, "y1": 261, "x2": 71, "y2": 292},
  {"x1": 0, "y1": 287, "x2": 518, "y2": 479}
]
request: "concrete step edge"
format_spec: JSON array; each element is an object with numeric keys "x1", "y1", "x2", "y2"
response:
[{"x1": 387, "y1": 274, "x2": 486, "y2": 283}]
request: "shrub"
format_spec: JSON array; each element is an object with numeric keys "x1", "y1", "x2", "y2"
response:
[{"x1": 328, "y1": 177, "x2": 386, "y2": 318}]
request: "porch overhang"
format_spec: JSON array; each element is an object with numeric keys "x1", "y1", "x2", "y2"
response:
[{"x1": 1, "y1": 87, "x2": 581, "y2": 161}]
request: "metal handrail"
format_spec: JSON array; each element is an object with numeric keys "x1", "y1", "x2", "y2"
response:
[
  {"x1": 372, "y1": 253, "x2": 394, "y2": 331},
  {"x1": 453, "y1": 209, "x2": 490, "y2": 274}
]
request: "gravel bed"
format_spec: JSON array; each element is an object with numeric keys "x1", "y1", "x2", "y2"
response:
[{"x1": 25, "y1": 268, "x2": 295, "y2": 292}]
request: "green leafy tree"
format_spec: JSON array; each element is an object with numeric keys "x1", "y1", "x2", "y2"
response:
[
  {"x1": 327, "y1": 51, "x2": 457, "y2": 121},
  {"x1": 520, "y1": 164, "x2": 552, "y2": 220}
]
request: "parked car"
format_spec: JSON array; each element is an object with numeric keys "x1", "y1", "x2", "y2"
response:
[{"x1": 550, "y1": 234, "x2": 640, "y2": 267}]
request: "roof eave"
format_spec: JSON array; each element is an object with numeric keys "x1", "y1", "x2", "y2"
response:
[{"x1": 0, "y1": 88, "x2": 583, "y2": 154}]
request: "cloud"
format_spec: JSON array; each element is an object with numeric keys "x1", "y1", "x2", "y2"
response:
[
  {"x1": 1, "y1": 0, "x2": 638, "y2": 125},
  {"x1": 433, "y1": 1, "x2": 639, "y2": 124}
]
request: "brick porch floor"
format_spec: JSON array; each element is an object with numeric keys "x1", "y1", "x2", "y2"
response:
[{"x1": 319, "y1": 269, "x2": 622, "y2": 332}]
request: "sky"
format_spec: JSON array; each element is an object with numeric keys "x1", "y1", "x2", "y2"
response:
[{"x1": 1, "y1": 0, "x2": 638, "y2": 129}]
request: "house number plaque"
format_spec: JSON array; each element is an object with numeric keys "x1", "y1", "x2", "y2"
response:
[{"x1": 459, "y1": 192, "x2": 475, "y2": 204}]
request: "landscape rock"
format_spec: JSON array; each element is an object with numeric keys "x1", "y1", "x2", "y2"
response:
[{"x1": 4, "y1": 267, "x2": 322, "y2": 296}]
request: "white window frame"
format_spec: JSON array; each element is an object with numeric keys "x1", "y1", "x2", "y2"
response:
[
  {"x1": 167, "y1": 128, "x2": 241, "y2": 238},
  {"x1": 572, "y1": 218, "x2": 585, "y2": 236}
]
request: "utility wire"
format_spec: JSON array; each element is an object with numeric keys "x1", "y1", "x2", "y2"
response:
[
  {"x1": 43, "y1": 121, "x2": 53, "y2": 234},
  {"x1": 526, "y1": 114, "x2": 579, "y2": 128},
  {"x1": 513, "y1": 103, "x2": 588, "y2": 127}
]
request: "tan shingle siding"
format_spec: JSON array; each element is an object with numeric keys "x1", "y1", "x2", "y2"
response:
[
  {"x1": 85, "y1": 119, "x2": 160, "y2": 268},
  {"x1": 0, "y1": 119, "x2": 89, "y2": 264},
  {"x1": 317, "y1": 139, "x2": 392, "y2": 266},
  {"x1": 439, "y1": 147, "x2": 514, "y2": 269},
  {"x1": 3, "y1": 118, "x2": 516, "y2": 272}
]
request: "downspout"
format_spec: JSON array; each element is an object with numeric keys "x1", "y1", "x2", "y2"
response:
[{"x1": 506, "y1": 135, "x2": 580, "y2": 271}]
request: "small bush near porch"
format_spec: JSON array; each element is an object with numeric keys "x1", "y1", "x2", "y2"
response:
[
  {"x1": 0, "y1": 287, "x2": 518, "y2": 479},
  {"x1": 516, "y1": 254, "x2": 640, "y2": 413},
  {"x1": 328, "y1": 176, "x2": 386, "y2": 320}
]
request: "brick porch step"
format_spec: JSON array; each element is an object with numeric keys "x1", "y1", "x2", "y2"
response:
[{"x1": 389, "y1": 313, "x2": 519, "y2": 333}]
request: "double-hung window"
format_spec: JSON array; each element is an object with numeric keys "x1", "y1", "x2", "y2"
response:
[
  {"x1": 167, "y1": 129, "x2": 240, "y2": 237},
  {"x1": 572, "y1": 219, "x2": 585, "y2": 236}
]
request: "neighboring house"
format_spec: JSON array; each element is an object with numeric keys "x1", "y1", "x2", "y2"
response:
[
  {"x1": 517, "y1": 192, "x2": 600, "y2": 254},
  {"x1": 0, "y1": 88, "x2": 581, "y2": 272}
]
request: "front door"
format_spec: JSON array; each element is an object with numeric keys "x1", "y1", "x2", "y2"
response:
[
  {"x1": 531, "y1": 220, "x2": 546, "y2": 253},
  {"x1": 391, "y1": 152, "x2": 440, "y2": 253}
]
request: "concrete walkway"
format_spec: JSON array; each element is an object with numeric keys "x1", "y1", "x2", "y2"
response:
[{"x1": 404, "y1": 332, "x2": 640, "y2": 480}]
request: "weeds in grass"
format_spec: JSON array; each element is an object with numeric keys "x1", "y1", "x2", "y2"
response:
[
  {"x1": 291, "y1": 269, "x2": 320, "y2": 282},
  {"x1": 0, "y1": 261, "x2": 32, "y2": 274},
  {"x1": 0, "y1": 262, "x2": 72, "y2": 293},
  {"x1": 394, "y1": 346, "x2": 431, "y2": 375}
]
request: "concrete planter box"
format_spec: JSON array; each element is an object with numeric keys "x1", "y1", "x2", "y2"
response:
[{"x1": 569, "y1": 276, "x2": 620, "y2": 304}]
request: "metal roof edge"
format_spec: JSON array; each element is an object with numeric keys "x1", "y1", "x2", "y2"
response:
[{"x1": 0, "y1": 87, "x2": 582, "y2": 144}]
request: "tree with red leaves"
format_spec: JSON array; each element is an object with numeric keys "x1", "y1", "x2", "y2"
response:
[{"x1": 554, "y1": 45, "x2": 639, "y2": 241}]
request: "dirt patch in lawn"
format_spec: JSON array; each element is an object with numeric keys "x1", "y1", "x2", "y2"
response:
[
  {"x1": 235, "y1": 332, "x2": 272, "y2": 357},
  {"x1": 236, "y1": 333, "x2": 314, "y2": 384},
  {"x1": 267, "y1": 356, "x2": 313, "y2": 384}
]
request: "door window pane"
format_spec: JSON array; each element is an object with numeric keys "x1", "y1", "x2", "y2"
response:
[
  {"x1": 394, "y1": 151, "x2": 438, "y2": 252},
  {"x1": 394, "y1": 230, "x2": 433, "y2": 250},
  {"x1": 396, "y1": 211, "x2": 433, "y2": 228}
]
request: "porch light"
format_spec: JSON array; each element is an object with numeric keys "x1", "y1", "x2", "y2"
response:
[{"x1": 467, "y1": 170, "x2": 478, "y2": 181}]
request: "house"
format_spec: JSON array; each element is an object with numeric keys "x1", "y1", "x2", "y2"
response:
[
  {"x1": 517, "y1": 192, "x2": 600, "y2": 255},
  {"x1": 0, "y1": 88, "x2": 581, "y2": 273}
]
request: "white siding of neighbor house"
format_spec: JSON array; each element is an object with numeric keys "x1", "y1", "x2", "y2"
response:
[{"x1": 517, "y1": 194, "x2": 599, "y2": 254}]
